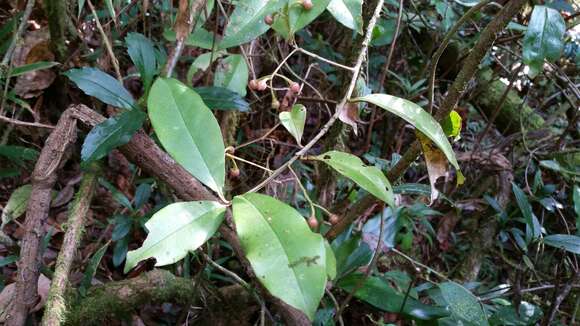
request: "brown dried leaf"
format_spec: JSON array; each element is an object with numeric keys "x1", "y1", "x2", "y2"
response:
[
  {"x1": 338, "y1": 102, "x2": 360, "y2": 135},
  {"x1": 12, "y1": 32, "x2": 56, "y2": 98},
  {"x1": 417, "y1": 132, "x2": 448, "y2": 204}
]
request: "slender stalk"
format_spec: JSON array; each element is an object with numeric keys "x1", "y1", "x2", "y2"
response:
[{"x1": 41, "y1": 166, "x2": 100, "y2": 326}]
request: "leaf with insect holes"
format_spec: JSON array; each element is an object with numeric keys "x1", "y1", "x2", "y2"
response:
[
  {"x1": 279, "y1": 104, "x2": 307, "y2": 145},
  {"x1": 125, "y1": 201, "x2": 226, "y2": 273},
  {"x1": 148, "y1": 78, "x2": 226, "y2": 196},
  {"x1": 232, "y1": 193, "x2": 327, "y2": 320},
  {"x1": 64, "y1": 67, "x2": 135, "y2": 109},
  {"x1": 312, "y1": 151, "x2": 394, "y2": 207}
]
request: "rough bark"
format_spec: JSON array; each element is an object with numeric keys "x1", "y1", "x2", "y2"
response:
[{"x1": 7, "y1": 110, "x2": 77, "y2": 326}]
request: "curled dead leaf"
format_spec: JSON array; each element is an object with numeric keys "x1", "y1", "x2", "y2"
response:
[{"x1": 338, "y1": 102, "x2": 361, "y2": 135}]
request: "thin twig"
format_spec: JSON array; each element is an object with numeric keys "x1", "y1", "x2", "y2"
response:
[
  {"x1": 248, "y1": 0, "x2": 386, "y2": 193},
  {"x1": 87, "y1": 0, "x2": 122, "y2": 81},
  {"x1": 428, "y1": 0, "x2": 492, "y2": 113}
]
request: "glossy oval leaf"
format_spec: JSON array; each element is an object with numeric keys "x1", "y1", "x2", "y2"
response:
[
  {"x1": 220, "y1": 0, "x2": 285, "y2": 49},
  {"x1": 324, "y1": 240, "x2": 336, "y2": 280},
  {"x1": 273, "y1": 0, "x2": 331, "y2": 40},
  {"x1": 312, "y1": 151, "x2": 394, "y2": 207},
  {"x1": 148, "y1": 78, "x2": 226, "y2": 196},
  {"x1": 1, "y1": 184, "x2": 32, "y2": 227},
  {"x1": 338, "y1": 274, "x2": 449, "y2": 320},
  {"x1": 543, "y1": 234, "x2": 580, "y2": 254},
  {"x1": 439, "y1": 281, "x2": 489, "y2": 326},
  {"x1": 194, "y1": 86, "x2": 250, "y2": 112},
  {"x1": 64, "y1": 67, "x2": 135, "y2": 109},
  {"x1": 279, "y1": 104, "x2": 307, "y2": 145},
  {"x1": 354, "y1": 94, "x2": 460, "y2": 172},
  {"x1": 214, "y1": 54, "x2": 249, "y2": 96},
  {"x1": 327, "y1": 0, "x2": 363, "y2": 34},
  {"x1": 232, "y1": 193, "x2": 327, "y2": 320},
  {"x1": 125, "y1": 201, "x2": 226, "y2": 273},
  {"x1": 523, "y1": 6, "x2": 565, "y2": 78},
  {"x1": 81, "y1": 109, "x2": 146, "y2": 165},
  {"x1": 125, "y1": 33, "x2": 157, "y2": 92}
]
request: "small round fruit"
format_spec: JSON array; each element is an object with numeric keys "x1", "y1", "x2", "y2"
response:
[
  {"x1": 264, "y1": 14, "x2": 274, "y2": 25},
  {"x1": 248, "y1": 79, "x2": 259, "y2": 90},
  {"x1": 308, "y1": 216, "x2": 319, "y2": 229},
  {"x1": 329, "y1": 214, "x2": 340, "y2": 225},
  {"x1": 257, "y1": 79, "x2": 268, "y2": 91},
  {"x1": 302, "y1": 0, "x2": 313, "y2": 10},
  {"x1": 290, "y1": 82, "x2": 300, "y2": 93},
  {"x1": 229, "y1": 167, "x2": 240, "y2": 178},
  {"x1": 271, "y1": 98, "x2": 280, "y2": 109}
]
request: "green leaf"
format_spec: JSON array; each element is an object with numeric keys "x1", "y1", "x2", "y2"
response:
[
  {"x1": 354, "y1": 94, "x2": 461, "y2": 173},
  {"x1": 1, "y1": 184, "x2": 32, "y2": 227},
  {"x1": 163, "y1": 28, "x2": 216, "y2": 50},
  {"x1": 543, "y1": 234, "x2": 580, "y2": 255},
  {"x1": 81, "y1": 109, "x2": 146, "y2": 165},
  {"x1": 232, "y1": 193, "x2": 327, "y2": 320},
  {"x1": 148, "y1": 78, "x2": 226, "y2": 196},
  {"x1": 104, "y1": 0, "x2": 115, "y2": 20},
  {"x1": 512, "y1": 183, "x2": 541, "y2": 240},
  {"x1": 125, "y1": 201, "x2": 226, "y2": 273},
  {"x1": 79, "y1": 243, "x2": 108, "y2": 296},
  {"x1": 327, "y1": 0, "x2": 363, "y2": 34},
  {"x1": 324, "y1": 240, "x2": 336, "y2": 280},
  {"x1": 125, "y1": 33, "x2": 157, "y2": 93},
  {"x1": 279, "y1": 104, "x2": 307, "y2": 145},
  {"x1": 214, "y1": 54, "x2": 249, "y2": 96},
  {"x1": 441, "y1": 110, "x2": 462, "y2": 138},
  {"x1": 371, "y1": 18, "x2": 396, "y2": 46},
  {"x1": 194, "y1": 86, "x2": 250, "y2": 112},
  {"x1": 272, "y1": 0, "x2": 332, "y2": 40},
  {"x1": 0, "y1": 145, "x2": 38, "y2": 165},
  {"x1": 338, "y1": 274, "x2": 449, "y2": 320},
  {"x1": 439, "y1": 281, "x2": 489, "y2": 325},
  {"x1": 98, "y1": 178, "x2": 133, "y2": 211},
  {"x1": 523, "y1": 6, "x2": 565, "y2": 77},
  {"x1": 219, "y1": 0, "x2": 285, "y2": 49},
  {"x1": 64, "y1": 67, "x2": 135, "y2": 109},
  {"x1": 187, "y1": 51, "x2": 226, "y2": 79},
  {"x1": 312, "y1": 151, "x2": 394, "y2": 207},
  {"x1": 10, "y1": 61, "x2": 59, "y2": 77}
]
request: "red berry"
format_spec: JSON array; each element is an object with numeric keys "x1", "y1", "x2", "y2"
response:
[
  {"x1": 249, "y1": 79, "x2": 258, "y2": 90},
  {"x1": 308, "y1": 216, "x2": 318, "y2": 229},
  {"x1": 302, "y1": 0, "x2": 313, "y2": 10},
  {"x1": 290, "y1": 82, "x2": 301, "y2": 93},
  {"x1": 329, "y1": 214, "x2": 340, "y2": 225},
  {"x1": 257, "y1": 79, "x2": 268, "y2": 91},
  {"x1": 229, "y1": 167, "x2": 240, "y2": 178},
  {"x1": 264, "y1": 15, "x2": 273, "y2": 25}
]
